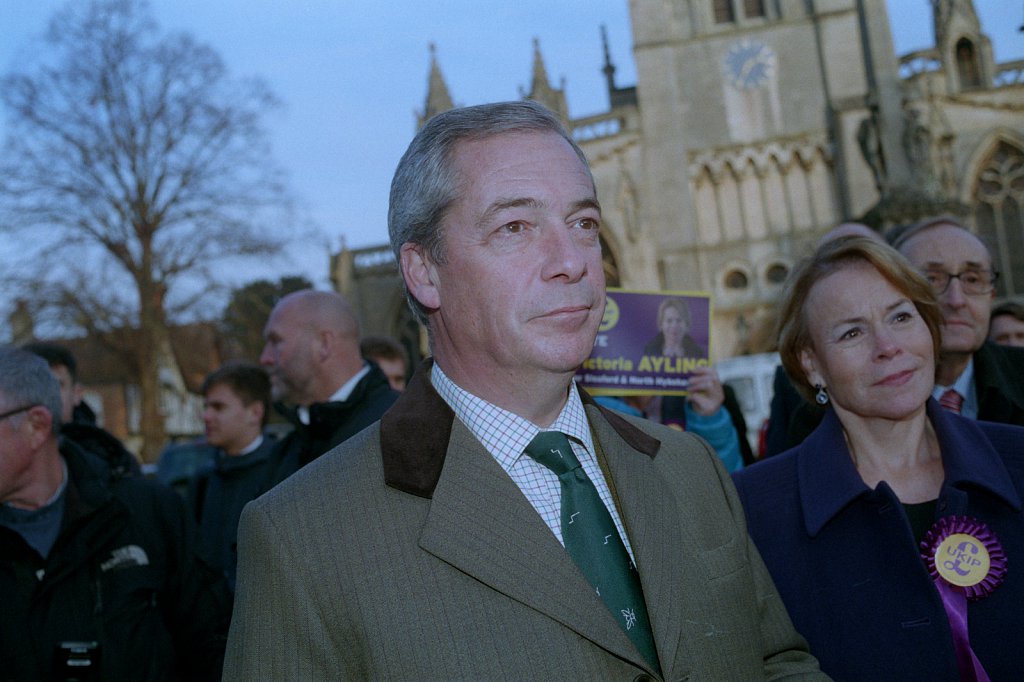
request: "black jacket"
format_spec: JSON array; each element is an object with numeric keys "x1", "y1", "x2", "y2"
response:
[
  {"x1": 60, "y1": 421, "x2": 142, "y2": 478},
  {"x1": 189, "y1": 434, "x2": 276, "y2": 592},
  {"x1": 974, "y1": 340, "x2": 1024, "y2": 425},
  {"x1": 263, "y1": 362, "x2": 399, "y2": 489},
  {"x1": 0, "y1": 441, "x2": 231, "y2": 681}
]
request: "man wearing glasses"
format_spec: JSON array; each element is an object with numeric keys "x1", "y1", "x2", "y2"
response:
[
  {"x1": 894, "y1": 216, "x2": 1024, "y2": 424},
  {"x1": 0, "y1": 348, "x2": 231, "y2": 680}
]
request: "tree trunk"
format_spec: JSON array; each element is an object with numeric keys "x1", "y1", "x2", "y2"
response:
[{"x1": 136, "y1": 278, "x2": 169, "y2": 464}]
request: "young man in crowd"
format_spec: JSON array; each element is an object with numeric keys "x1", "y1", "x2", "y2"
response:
[
  {"x1": 989, "y1": 299, "x2": 1024, "y2": 347},
  {"x1": 22, "y1": 341, "x2": 141, "y2": 477},
  {"x1": 360, "y1": 334, "x2": 409, "y2": 391},
  {"x1": 190, "y1": 361, "x2": 276, "y2": 591}
]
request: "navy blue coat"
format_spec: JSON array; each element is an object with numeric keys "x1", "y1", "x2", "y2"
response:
[{"x1": 733, "y1": 401, "x2": 1024, "y2": 681}]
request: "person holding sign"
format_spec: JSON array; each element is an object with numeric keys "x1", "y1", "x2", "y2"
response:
[{"x1": 732, "y1": 236, "x2": 1024, "y2": 680}]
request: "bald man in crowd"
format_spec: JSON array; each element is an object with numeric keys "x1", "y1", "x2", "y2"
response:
[
  {"x1": 893, "y1": 216, "x2": 1024, "y2": 424},
  {"x1": 259, "y1": 289, "x2": 399, "y2": 488}
]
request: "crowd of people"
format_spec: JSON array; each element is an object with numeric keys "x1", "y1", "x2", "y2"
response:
[{"x1": 2, "y1": 99, "x2": 1023, "y2": 680}]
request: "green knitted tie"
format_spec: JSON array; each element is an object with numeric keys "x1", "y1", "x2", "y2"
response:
[{"x1": 525, "y1": 430, "x2": 660, "y2": 674}]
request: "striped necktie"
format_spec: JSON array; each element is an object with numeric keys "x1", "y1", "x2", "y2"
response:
[
  {"x1": 939, "y1": 389, "x2": 963, "y2": 414},
  {"x1": 525, "y1": 430, "x2": 660, "y2": 674}
]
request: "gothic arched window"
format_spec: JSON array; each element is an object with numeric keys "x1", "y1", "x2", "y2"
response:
[
  {"x1": 743, "y1": 0, "x2": 765, "y2": 18},
  {"x1": 713, "y1": 0, "x2": 735, "y2": 24},
  {"x1": 956, "y1": 38, "x2": 982, "y2": 90},
  {"x1": 974, "y1": 142, "x2": 1024, "y2": 296}
]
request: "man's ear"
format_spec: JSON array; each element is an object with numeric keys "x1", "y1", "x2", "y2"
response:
[
  {"x1": 400, "y1": 243, "x2": 441, "y2": 312},
  {"x1": 314, "y1": 329, "x2": 334, "y2": 364},
  {"x1": 247, "y1": 400, "x2": 265, "y2": 429},
  {"x1": 25, "y1": 406, "x2": 55, "y2": 449}
]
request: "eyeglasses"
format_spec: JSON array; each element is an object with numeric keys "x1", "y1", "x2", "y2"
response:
[
  {"x1": 0, "y1": 404, "x2": 38, "y2": 423},
  {"x1": 923, "y1": 269, "x2": 998, "y2": 296}
]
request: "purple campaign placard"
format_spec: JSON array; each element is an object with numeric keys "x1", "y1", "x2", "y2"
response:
[{"x1": 576, "y1": 288, "x2": 712, "y2": 396}]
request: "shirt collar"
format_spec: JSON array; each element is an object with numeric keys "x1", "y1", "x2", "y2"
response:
[
  {"x1": 430, "y1": 362, "x2": 595, "y2": 473},
  {"x1": 932, "y1": 357, "x2": 978, "y2": 418},
  {"x1": 297, "y1": 363, "x2": 370, "y2": 425},
  {"x1": 800, "y1": 399, "x2": 1020, "y2": 537},
  {"x1": 236, "y1": 434, "x2": 264, "y2": 456}
]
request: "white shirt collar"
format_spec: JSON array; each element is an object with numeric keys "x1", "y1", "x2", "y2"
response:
[
  {"x1": 235, "y1": 434, "x2": 264, "y2": 456},
  {"x1": 297, "y1": 363, "x2": 370, "y2": 425},
  {"x1": 429, "y1": 362, "x2": 595, "y2": 472}
]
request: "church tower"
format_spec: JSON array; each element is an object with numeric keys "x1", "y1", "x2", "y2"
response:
[
  {"x1": 337, "y1": 1, "x2": 1023, "y2": 361},
  {"x1": 627, "y1": 0, "x2": 907, "y2": 353},
  {"x1": 932, "y1": 0, "x2": 995, "y2": 93},
  {"x1": 417, "y1": 44, "x2": 455, "y2": 128},
  {"x1": 522, "y1": 39, "x2": 570, "y2": 124}
]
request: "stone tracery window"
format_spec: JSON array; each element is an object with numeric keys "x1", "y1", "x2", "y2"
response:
[{"x1": 974, "y1": 142, "x2": 1024, "y2": 296}]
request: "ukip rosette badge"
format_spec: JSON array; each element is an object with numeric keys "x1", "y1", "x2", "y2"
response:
[{"x1": 921, "y1": 515, "x2": 1006, "y2": 601}]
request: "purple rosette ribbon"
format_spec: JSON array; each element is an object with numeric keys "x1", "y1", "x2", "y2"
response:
[{"x1": 920, "y1": 516, "x2": 1007, "y2": 682}]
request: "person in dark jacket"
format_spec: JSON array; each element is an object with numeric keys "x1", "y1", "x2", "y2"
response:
[
  {"x1": 762, "y1": 364, "x2": 824, "y2": 457},
  {"x1": 22, "y1": 341, "x2": 142, "y2": 477},
  {"x1": 360, "y1": 334, "x2": 409, "y2": 391},
  {"x1": 733, "y1": 236, "x2": 1024, "y2": 680},
  {"x1": 989, "y1": 299, "x2": 1024, "y2": 347},
  {"x1": 189, "y1": 362, "x2": 276, "y2": 591},
  {"x1": 0, "y1": 348, "x2": 231, "y2": 681},
  {"x1": 259, "y1": 289, "x2": 399, "y2": 488}
]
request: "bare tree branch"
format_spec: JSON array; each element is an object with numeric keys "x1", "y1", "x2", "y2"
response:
[{"x1": 0, "y1": 0, "x2": 293, "y2": 460}]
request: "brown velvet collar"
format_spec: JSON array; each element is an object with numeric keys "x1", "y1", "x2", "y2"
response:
[{"x1": 380, "y1": 359, "x2": 661, "y2": 498}]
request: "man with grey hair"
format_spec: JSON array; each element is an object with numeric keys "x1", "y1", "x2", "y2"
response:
[
  {"x1": 893, "y1": 216, "x2": 1024, "y2": 424},
  {"x1": 258, "y1": 288, "x2": 398, "y2": 487},
  {"x1": 0, "y1": 347, "x2": 230, "y2": 680},
  {"x1": 226, "y1": 101, "x2": 822, "y2": 679}
]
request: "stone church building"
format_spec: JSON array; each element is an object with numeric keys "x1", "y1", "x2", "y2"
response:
[{"x1": 333, "y1": 0, "x2": 1024, "y2": 366}]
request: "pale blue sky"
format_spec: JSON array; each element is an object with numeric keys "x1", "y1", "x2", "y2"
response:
[{"x1": 2, "y1": 0, "x2": 1022, "y2": 289}]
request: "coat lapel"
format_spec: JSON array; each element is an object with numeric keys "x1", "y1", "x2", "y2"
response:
[
  {"x1": 418, "y1": 419, "x2": 646, "y2": 669},
  {"x1": 586, "y1": 404, "x2": 688, "y2": 675}
]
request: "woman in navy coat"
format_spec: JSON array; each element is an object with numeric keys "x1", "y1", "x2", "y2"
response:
[{"x1": 733, "y1": 236, "x2": 1024, "y2": 681}]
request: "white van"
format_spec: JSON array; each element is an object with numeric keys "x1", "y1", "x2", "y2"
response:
[{"x1": 716, "y1": 352, "x2": 780, "y2": 458}]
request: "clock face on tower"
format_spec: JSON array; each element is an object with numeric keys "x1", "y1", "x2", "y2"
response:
[{"x1": 724, "y1": 40, "x2": 776, "y2": 90}]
